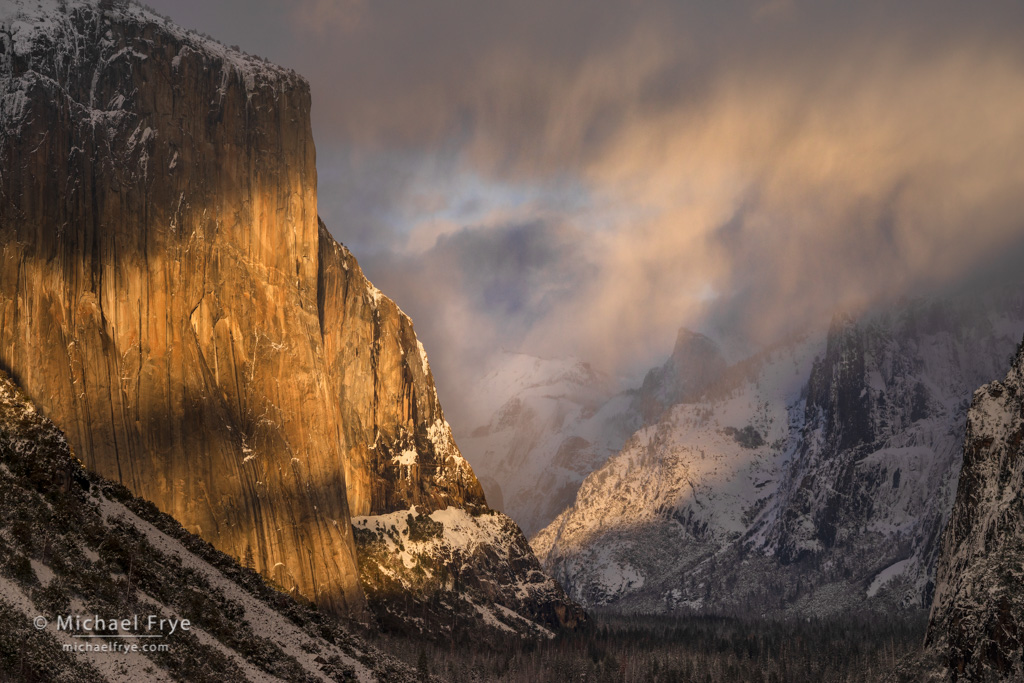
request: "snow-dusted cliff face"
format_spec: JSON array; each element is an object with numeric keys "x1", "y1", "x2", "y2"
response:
[
  {"x1": 536, "y1": 294, "x2": 1024, "y2": 616},
  {"x1": 0, "y1": 0, "x2": 580, "y2": 633},
  {"x1": 926, "y1": 338, "x2": 1024, "y2": 680},
  {"x1": 1, "y1": 0, "x2": 370, "y2": 616}
]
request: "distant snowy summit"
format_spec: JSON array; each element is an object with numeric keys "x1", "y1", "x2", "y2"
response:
[
  {"x1": 458, "y1": 350, "x2": 638, "y2": 537},
  {"x1": 460, "y1": 332, "x2": 743, "y2": 538}
]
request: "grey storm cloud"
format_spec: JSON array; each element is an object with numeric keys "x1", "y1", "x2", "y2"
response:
[
  {"x1": 145, "y1": 0, "x2": 1024, "y2": 421},
  {"x1": 360, "y1": 218, "x2": 595, "y2": 414}
]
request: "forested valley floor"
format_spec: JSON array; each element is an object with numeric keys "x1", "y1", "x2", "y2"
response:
[{"x1": 372, "y1": 611, "x2": 929, "y2": 682}]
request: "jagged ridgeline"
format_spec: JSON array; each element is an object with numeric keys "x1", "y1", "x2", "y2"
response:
[{"x1": 0, "y1": 0, "x2": 580, "y2": 635}]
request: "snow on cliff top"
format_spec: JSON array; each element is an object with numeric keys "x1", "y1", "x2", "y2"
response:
[{"x1": 1, "y1": 0, "x2": 300, "y2": 91}]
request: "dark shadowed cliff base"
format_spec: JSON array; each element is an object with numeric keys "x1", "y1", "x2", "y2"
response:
[{"x1": 0, "y1": 367, "x2": 422, "y2": 681}]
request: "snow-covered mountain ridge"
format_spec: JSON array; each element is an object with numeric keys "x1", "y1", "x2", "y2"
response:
[
  {"x1": 461, "y1": 330, "x2": 737, "y2": 538},
  {"x1": 535, "y1": 292, "x2": 1024, "y2": 617}
]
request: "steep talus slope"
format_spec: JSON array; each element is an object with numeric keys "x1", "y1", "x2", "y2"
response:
[
  {"x1": 0, "y1": 368, "x2": 419, "y2": 682},
  {"x1": 537, "y1": 294, "x2": 1024, "y2": 616},
  {"x1": 925, "y1": 338, "x2": 1024, "y2": 680},
  {"x1": 0, "y1": 0, "x2": 580, "y2": 636}
]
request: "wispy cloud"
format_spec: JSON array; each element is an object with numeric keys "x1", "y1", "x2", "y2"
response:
[{"x1": 146, "y1": 0, "x2": 1024, "y2": 425}]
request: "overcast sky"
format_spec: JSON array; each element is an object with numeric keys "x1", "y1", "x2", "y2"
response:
[{"x1": 145, "y1": 0, "x2": 1024, "y2": 427}]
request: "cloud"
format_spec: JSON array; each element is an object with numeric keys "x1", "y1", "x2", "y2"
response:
[
  {"x1": 144, "y1": 0, "x2": 1024, "y2": 415},
  {"x1": 291, "y1": 0, "x2": 368, "y2": 36},
  {"x1": 360, "y1": 218, "x2": 594, "y2": 417}
]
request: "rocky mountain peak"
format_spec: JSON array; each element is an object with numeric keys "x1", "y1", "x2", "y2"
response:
[
  {"x1": 804, "y1": 312, "x2": 874, "y2": 452},
  {"x1": 536, "y1": 294, "x2": 1024, "y2": 618},
  {"x1": 637, "y1": 328, "x2": 728, "y2": 423}
]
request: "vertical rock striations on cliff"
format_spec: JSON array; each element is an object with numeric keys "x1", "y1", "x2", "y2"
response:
[
  {"x1": 317, "y1": 222, "x2": 485, "y2": 518},
  {"x1": 0, "y1": 0, "x2": 581, "y2": 633},
  {"x1": 0, "y1": 0, "x2": 366, "y2": 617},
  {"x1": 926, "y1": 338, "x2": 1024, "y2": 680}
]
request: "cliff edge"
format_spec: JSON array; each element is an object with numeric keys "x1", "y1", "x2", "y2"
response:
[
  {"x1": 926, "y1": 338, "x2": 1024, "y2": 680},
  {"x1": 0, "y1": 0, "x2": 581, "y2": 633}
]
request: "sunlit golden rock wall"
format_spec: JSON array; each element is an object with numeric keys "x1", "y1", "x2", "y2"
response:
[
  {"x1": 317, "y1": 223, "x2": 486, "y2": 518},
  {"x1": 0, "y1": 2, "x2": 367, "y2": 616}
]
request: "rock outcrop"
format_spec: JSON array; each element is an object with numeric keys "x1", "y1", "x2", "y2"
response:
[
  {"x1": 0, "y1": 0, "x2": 576, "y2": 632},
  {"x1": 926, "y1": 338, "x2": 1024, "y2": 680},
  {"x1": 317, "y1": 224, "x2": 484, "y2": 518}
]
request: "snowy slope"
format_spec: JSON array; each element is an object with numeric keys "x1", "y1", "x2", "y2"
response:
[
  {"x1": 462, "y1": 331, "x2": 733, "y2": 538},
  {"x1": 0, "y1": 369, "x2": 420, "y2": 682},
  {"x1": 351, "y1": 505, "x2": 579, "y2": 640},
  {"x1": 537, "y1": 291, "x2": 1024, "y2": 616},
  {"x1": 534, "y1": 335, "x2": 823, "y2": 609}
]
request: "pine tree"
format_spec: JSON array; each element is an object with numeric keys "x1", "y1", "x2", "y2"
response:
[
  {"x1": 243, "y1": 543, "x2": 255, "y2": 571},
  {"x1": 417, "y1": 648, "x2": 430, "y2": 681}
]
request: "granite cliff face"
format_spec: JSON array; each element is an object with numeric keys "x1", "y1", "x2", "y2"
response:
[
  {"x1": 0, "y1": 0, "x2": 366, "y2": 617},
  {"x1": 0, "y1": 0, "x2": 571, "y2": 632},
  {"x1": 926, "y1": 338, "x2": 1024, "y2": 680},
  {"x1": 317, "y1": 225, "x2": 484, "y2": 518}
]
